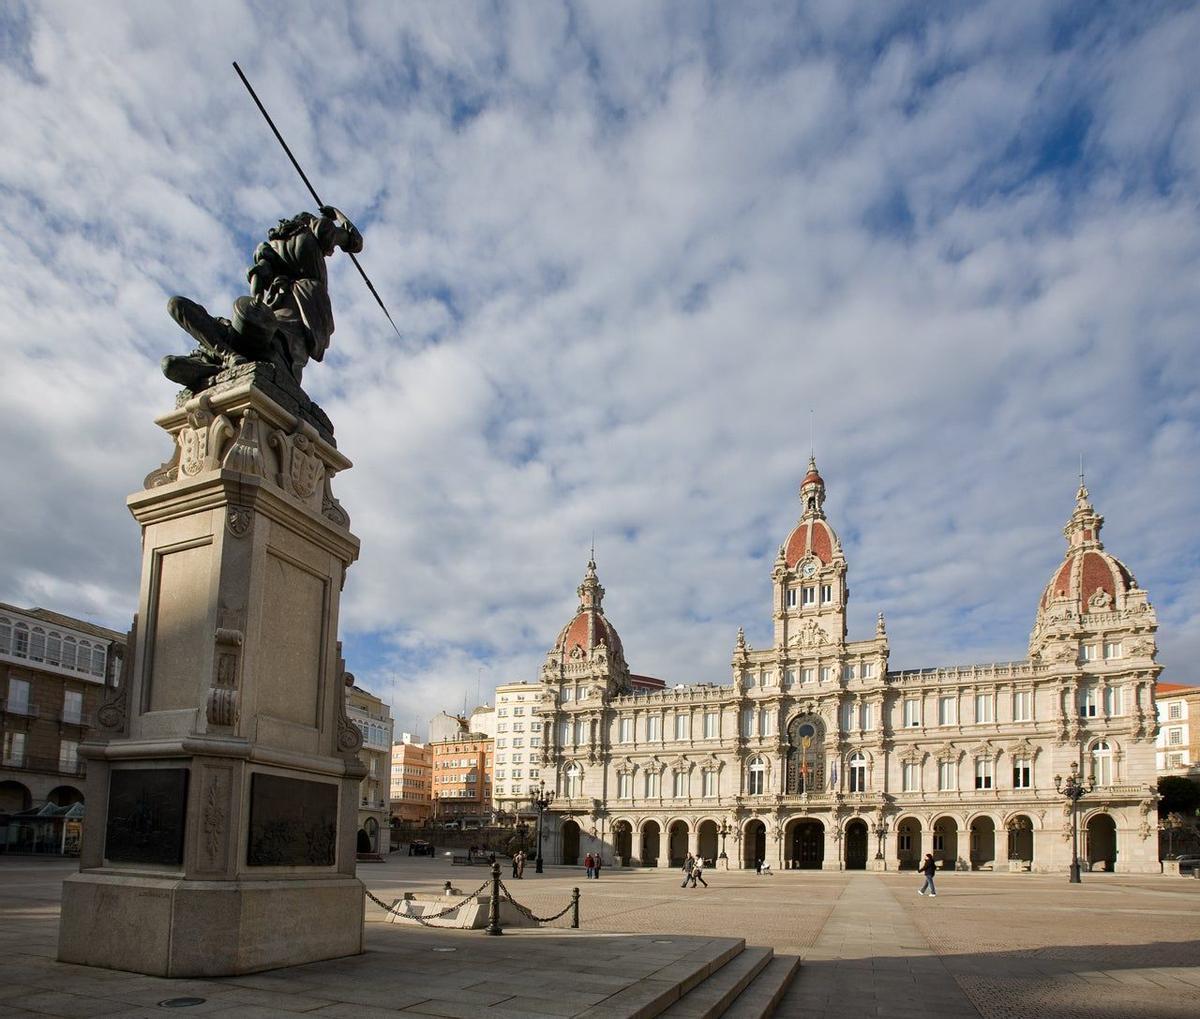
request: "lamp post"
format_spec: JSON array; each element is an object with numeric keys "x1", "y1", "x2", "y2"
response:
[
  {"x1": 529, "y1": 779, "x2": 554, "y2": 875},
  {"x1": 872, "y1": 818, "x2": 889, "y2": 862},
  {"x1": 1054, "y1": 761, "x2": 1093, "y2": 883},
  {"x1": 1159, "y1": 813, "x2": 1184, "y2": 861},
  {"x1": 718, "y1": 819, "x2": 730, "y2": 869}
]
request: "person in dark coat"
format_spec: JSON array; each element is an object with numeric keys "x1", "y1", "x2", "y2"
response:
[{"x1": 918, "y1": 853, "x2": 938, "y2": 897}]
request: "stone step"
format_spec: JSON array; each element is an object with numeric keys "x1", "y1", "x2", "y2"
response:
[
  {"x1": 574, "y1": 937, "x2": 746, "y2": 1019},
  {"x1": 657, "y1": 945, "x2": 774, "y2": 1019},
  {"x1": 720, "y1": 953, "x2": 802, "y2": 1019}
]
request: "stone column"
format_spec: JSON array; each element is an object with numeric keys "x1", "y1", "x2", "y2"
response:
[
  {"x1": 821, "y1": 818, "x2": 843, "y2": 870},
  {"x1": 59, "y1": 373, "x2": 366, "y2": 977}
]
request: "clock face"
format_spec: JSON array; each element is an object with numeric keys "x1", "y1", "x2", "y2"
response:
[{"x1": 801, "y1": 559, "x2": 817, "y2": 578}]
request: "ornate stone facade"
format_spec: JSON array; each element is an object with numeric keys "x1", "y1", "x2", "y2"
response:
[{"x1": 536, "y1": 461, "x2": 1163, "y2": 874}]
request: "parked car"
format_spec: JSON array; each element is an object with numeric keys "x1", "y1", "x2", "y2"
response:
[
  {"x1": 1175, "y1": 855, "x2": 1200, "y2": 875},
  {"x1": 408, "y1": 840, "x2": 435, "y2": 857}
]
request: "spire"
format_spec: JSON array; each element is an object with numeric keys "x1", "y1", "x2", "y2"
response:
[
  {"x1": 1064, "y1": 469, "x2": 1103, "y2": 550},
  {"x1": 799, "y1": 454, "x2": 826, "y2": 519},
  {"x1": 577, "y1": 554, "x2": 604, "y2": 613}
]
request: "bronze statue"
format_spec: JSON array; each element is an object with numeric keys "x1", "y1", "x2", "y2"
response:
[{"x1": 163, "y1": 206, "x2": 362, "y2": 391}]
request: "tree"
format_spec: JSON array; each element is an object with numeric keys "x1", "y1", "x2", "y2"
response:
[{"x1": 1157, "y1": 776, "x2": 1200, "y2": 817}]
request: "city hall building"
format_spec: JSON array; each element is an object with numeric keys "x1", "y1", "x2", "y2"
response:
[{"x1": 531, "y1": 460, "x2": 1163, "y2": 873}]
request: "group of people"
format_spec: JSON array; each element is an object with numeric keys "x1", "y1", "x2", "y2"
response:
[
  {"x1": 510, "y1": 850, "x2": 528, "y2": 879},
  {"x1": 583, "y1": 853, "x2": 604, "y2": 878},
  {"x1": 680, "y1": 853, "x2": 709, "y2": 888}
]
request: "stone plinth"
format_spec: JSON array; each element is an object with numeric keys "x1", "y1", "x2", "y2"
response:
[{"x1": 58, "y1": 375, "x2": 367, "y2": 977}]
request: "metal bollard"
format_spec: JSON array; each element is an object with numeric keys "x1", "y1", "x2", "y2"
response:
[
  {"x1": 486, "y1": 862, "x2": 503, "y2": 936},
  {"x1": 571, "y1": 886, "x2": 580, "y2": 929}
]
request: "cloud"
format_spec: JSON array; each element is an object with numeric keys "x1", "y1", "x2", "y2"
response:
[{"x1": 1, "y1": 1, "x2": 1198, "y2": 737}]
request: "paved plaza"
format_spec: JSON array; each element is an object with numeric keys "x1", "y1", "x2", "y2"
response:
[{"x1": 0, "y1": 855, "x2": 1198, "y2": 1017}]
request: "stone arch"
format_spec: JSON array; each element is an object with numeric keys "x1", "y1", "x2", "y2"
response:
[
  {"x1": 0, "y1": 780, "x2": 32, "y2": 813},
  {"x1": 1084, "y1": 812, "x2": 1117, "y2": 871},
  {"x1": 843, "y1": 816, "x2": 869, "y2": 869},
  {"x1": 1004, "y1": 813, "x2": 1035, "y2": 865},
  {"x1": 697, "y1": 818, "x2": 719, "y2": 864},
  {"x1": 561, "y1": 818, "x2": 581, "y2": 865},
  {"x1": 930, "y1": 814, "x2": 961, "y2": 867},
  {"x1": 967, "y1": 813, "x2": 997, "y2": 869},
  {"x1": 640, "y1": 819, "x2": 661, "y2": 867},
  {"x1": 47, "y1": 786, "x2": 84, "y2": 807},
  {"x1": 894, "y1": 815, "x2": 922, "y2": 870},
  {"x1": 784, "y1": 816, "x2": 825, "y2": 869},
  {"x1": 667, "y1": 818, "x2": 690, "y2": 867},
  {"x1": 743, "y1": 818, "x2": 767, "y2": 869},
  {"x1": 611, "y1": 818, "x2": 633, "y2": 865}
]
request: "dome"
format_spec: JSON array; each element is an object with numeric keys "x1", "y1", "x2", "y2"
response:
[
  {"x1": 784, "y1": 518, "x2": 836, "y2": 567},
  {"x1": 1038, "y1": 482, "x2": 1136, "y2": 615},
  {"x1": 553, "y1": 609, "x2": 625, "y2": 663}
]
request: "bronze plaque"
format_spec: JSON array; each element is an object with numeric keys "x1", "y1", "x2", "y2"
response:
[
  {"x1": 247, "y1": 773, "x2": 337, "y2": 866},
  {"x1": 105, "y1": 768, "x2": 189, "y2": 865}
]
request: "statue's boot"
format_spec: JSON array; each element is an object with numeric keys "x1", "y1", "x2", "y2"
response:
[
  {"x1": 167, "y1": 296, "x2": 240, "y2": 360},
  {"x1": 161, "y1": 351, "x2": 223, "y2": 390}
]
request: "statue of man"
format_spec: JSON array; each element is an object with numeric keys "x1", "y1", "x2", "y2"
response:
[{"x1": 162, "y1": 206, "x2": 363, "y2": 390}]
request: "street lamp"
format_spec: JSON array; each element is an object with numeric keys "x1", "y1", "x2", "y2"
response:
[
  {"x1": 718, "y1": 818, "x2": 730, "y2": 868},
  {"x1": 529, "y1": 779, "x2": 555, "y2": 874},
  {"x1": 872, "y1": 818, "x2": 890, "y2": 862},
  {"x1": 1159, "y1": 813, "x2": 1184, "y2": 861},
  {"x1": 1054, "y1": 761, "x2": 1093, "y2": 883}
]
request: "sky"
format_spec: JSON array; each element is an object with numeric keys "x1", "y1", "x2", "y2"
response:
[{"x1": 1, "y1": 1, "x2": 1198, "y2": 740}]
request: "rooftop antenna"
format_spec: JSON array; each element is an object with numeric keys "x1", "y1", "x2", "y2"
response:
[
  {"x1": 1079, "y1": 453, "x2": 1085, "y2": 488},
  {"x1": 231, "y1": 62, "x2": 403, "y2": 341},
  {"x1": 809, "y1": 409, "x2": 814, "y2": 460}
]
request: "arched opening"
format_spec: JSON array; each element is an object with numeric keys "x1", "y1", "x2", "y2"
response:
[
  {"x1": 785, "y1": 717, "x2": 825, "y2": 793},
  {"x1": 364, "y1": 817, "x2": 379, "y2": 853},
  {"x1": 969, "y1": 816, "x2": 996, "y2": 869},
  {"x1": 933, "y1": 817, "x2": 959, "y2": 868},
  {"x1": 1006, "y1": 815, "x2": 1034, "y2": 866},
  {"x1": 641, "y1": 820, "x2": 661, "y2": 867},
  {"x1": 356, "y1": 828, "x2": 371, "y2": 854},
  {"x1": 787, "y1": 819, "x2": 824, "y2": 869},
  {"x1": 744, "y1": 819, "x2": 767, "y2": 869},
  {"x1": 697, "y1": 820, "x2": 719, "y2": 865},
  {"x1": 896, "y1": 818, "x2": 921, "y2": 870},
  {"x1": 1086, "y1": 814, "x2": 1117, "y2": 872},
  {"x1": 613, "y1": 820, "x2": 633, "y2": 866},
  {"x1": 47, "y1": 786, "x2": 84, "y2": 808},
  {"x1": 561, "y1": 819, "x2": 581, "y2": 865},
  {"x1": 844, "y1": 819, "x2": 868, "y2": 870},
  {"x1": 0, "y1": 781, "x2": 32, "y2": 813},
  {"x1": 668, "y1": 820, "x2": 689, "y2": 867}
]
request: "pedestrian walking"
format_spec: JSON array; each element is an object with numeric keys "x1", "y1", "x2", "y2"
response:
[
  {"x1": 681, "y1": 852, "x2": 695, "y2": 888},
  {"x1": 593, "y1": 854, "x2": 603, "y2": 879},
  {"x1": 691, "y1": 857, "x2": 708, "y2": 888},
  {"x1": 585, "y1": 852, "x2": 595, "y2": 879},
  {"x1": 755, "y1": 857, "x2": 762, "y2": 875},
  {"x1": 918, "y1": 853, "x2": 938, "y2": 897},
  {"x1": 511, "y1": 852, "x2": 519, "y2": 879}
]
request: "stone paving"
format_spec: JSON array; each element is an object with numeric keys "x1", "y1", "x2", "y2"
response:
[{"x1": 0, "y1": 856, "x2": 1198, "y2": 1017}]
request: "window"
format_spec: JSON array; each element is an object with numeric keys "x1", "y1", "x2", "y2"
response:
[
  {"x1": 512, "y1": 739, "x2": 524, "y2": 749},
  {"x1": 703, "y1": 769, "x2": 717, "y2": 797},
  {"x1": 820, "y1": 666, "x2": 834, "y2": 683},
  {"x1": 619, "y1": 717, "x2": 633, "y2": 744},
  {"x1": 859, "y1": 703, "x2": 872, "y2": 731},
  {"x1": 673, "y1": 771, "x2": 686, "y2": 798},
  {"x1": 974, "y1": 694, "x2": 992, "y2": 724},
  {"x1": 1103, "y1": 642, "x2": 1122, "y2": 660},
  {"x1": 648, "y1": 716, "x2": 662, "y2": 742},
  {"x1": 618, "y1": 773, "x2": 632, "y2": 799},
  {"x1": 0, "y1": 618, "x2": 9, "y2": 653},
  {"x1": 561, "y1": 688, "x2": 572, "y2": 702},
  {"x1": 802, "y1": 668, "x2": 815, "y2": 684},
  {"x1": 703, "y1": 711, "x2": 717, "y2": 738},
  {"x1": 1078, "y1": 686, "x2": 1097, "y2": 718},
  {"x1": 14, "y1": 625, "x2": 29, "y2": 657},
  {"x1": 1013, "y1": 690, "x2": 1032, "y2": 722},
  {"x1": 497, "y1": 723, "x2": 508, "y2": 733},
  {"x1": 564, "y1": 763, "x2": 582, "y2": 798},
  {"x1": 1167, "y1": 753, "x2": 1183, "y2": 768},
  {"x1": 574, "y1": 720, "x2": 587, "y2": 745},
  {"x1": 841, "y1": 702, "x2": 855, "y2": 732},
  {"x1": 747, "y1": 757, "x2": 766, "y2": 795},
  {"x1": 2, "y1": 731, "x2": 25, "y2": 766},
  {"x1": 938, "y1": 696, "x2": 956, "y2": 726},
  {"x1": 903, "y1": 699, "x2": 920, "y2": 727},
  {"x1": 1167, "y1": 702, "x2": 1182, "y2": 721},
  {"x1": 938, "y1": 760, "x2": 957, "y2": 791},
  {"x1": 496, "y1": 739, "x2": 507, "y2": 750},
  {"x1": 759, "y1": 708, "x2": 773, "y2": 737},
  {"x1": 933, "y1": 823, "x2": 946, "y2": 853},
  {"x1": 645, "y1": 770, "x2": 660, "y2": 798},
  {"x1": 531, "y1": 735, "x2": 541, "y2": 747},
  {"x1": 843, "y1": 665, "x2": 855, "y2": 681},
  {"x1": 511, "y1": 753, "x2": 523, "y2": 763},
  {"x1": 30, "y1": 628, "x2": 46, "y2": 661},
  {"x1": 786, "y1": 588, "x2": 798, "y2": 608},
  {"x1": 745, "y1": 671, "x2": 756, "y2": 689},
  {"x1": 785, "y1": 669, "x2": 796, "y2": 687},
  {"x1": 1012, "y1": 757, "x2": 1032, "y2": 789},
  {"x1": 741, "y1": 708, "x2": 755, "y2": 738},
  {"x1": 802, "y1": 587, "x2": 816, "y2": 606},
  {"x1": 1168, "y1": 728, "x2": 1183, "y2": 746},
  {"x1": 898, "y1": 823, "x2": 913, "y2": 852},
  {"x1": 513, "y1": 707, "x2": 524, "y2": 716},
  {"x1": 902, "y1": 762, "x2": 918, "y2": 792},
  {"x1": 763, "y1": 671, "x2": 775, "y2": 687},
  {"x1": 821, "y1": 584, "x2": 832, "y2": 605},
  {"x1": 675, "y1": 714, "x2": 689, "y2": 741},
  {"x1": 6, "y1": 678, "x2": 30, "y2": 714},
  {"x1": 974, "y1": 758, "x2": 993, "y2": 790},
  {"x1": 560, "y1": 721, "x2": 571, "y2": 745},
  {"x1": 498, "y1": 707, "x2": 509, "y2": 716},
  {"x1": 1104, "y1": 686, "x2": 1121, "y2": 716},
  {"x1": 1091, "y1": 741, "x2": 1113, "y2": 786},
  {"x1": 1081, "y1": 644, "x2": 1097, "y2": 662},
  {"x1": 861, "y1": 663, "x2": 874, "y2": 679},
  {"x1": 848, "y1": 753, "x2": 867, "y2": 793}
]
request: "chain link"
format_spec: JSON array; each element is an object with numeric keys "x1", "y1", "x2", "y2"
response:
[
  {"x1": 497, "y1": 877, "x2": 577, "y2": 924},
  {"x1": 364, "y1": 881, "x2": 490, "y2": 927}
]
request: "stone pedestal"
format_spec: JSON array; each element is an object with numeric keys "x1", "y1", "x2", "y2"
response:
[
  {"x1": 58, "y1": 374, "x2": 367, "y2": 977},
  {"x1": 868, "y1": 857, "x2": 887, "y2": 872}
]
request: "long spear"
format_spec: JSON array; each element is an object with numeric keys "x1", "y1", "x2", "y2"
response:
[{"x1": 232, "y1": 61, "x2": 403, "y2": 341}]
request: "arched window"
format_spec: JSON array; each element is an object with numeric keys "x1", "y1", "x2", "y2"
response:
[
  {"x1": 747, "y1": 757, "x2": 766, "y2": 795},
  {"x1": 13, "y1": 623, "x2": 30, "y2": 657},
  {"x1": 62, "y1": 637, "x2": 76, "y2": 669},
  {"x1": 564, "y1": 763, "x2": 582, "y2": 799},
  {"x1": 848, "y1": 753, "x2": 867, "y2": 793},
  {"x1": 786, "y1": 718, "x2": 824, "y2": 793},
  {"x1": 46, "y1": 632, "x2": 62, "y2": 666},
  {"x1": 1091, "y1": 740, "x2": 1113, "y2": 786},
  {"x1": 30, "y1": 628, "x2": 46, "y2": 662}
]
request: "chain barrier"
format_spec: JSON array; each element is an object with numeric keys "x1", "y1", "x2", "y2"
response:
[
  {"x1": 497, "y1": 877, "x2": 579, "y2": 925},
  {"x1": 364, "y1": 880, "x2": 490, "y2": 927}
]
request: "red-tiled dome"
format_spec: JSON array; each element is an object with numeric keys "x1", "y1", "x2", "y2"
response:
[
  {"x1": 554, "y1": 609, "x2": 624, "y2": 662},
  {"x1": 784, "y1": 518, "x2": 835, "y2": 568},
  {"x1": 1040, "y1": 548, "x2": 1134, "y2": 613}
]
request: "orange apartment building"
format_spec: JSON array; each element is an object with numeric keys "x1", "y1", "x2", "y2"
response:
[
  {"x1": 430, "y1": 732, "x2": 494, "y2": 823},
  {"x1": 390, "y1": 736, "x2": 432, "y2": 824}
]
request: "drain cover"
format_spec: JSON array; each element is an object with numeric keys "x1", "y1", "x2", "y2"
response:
[{"x1": 158, "y1": 999, "x2": 207, "y2": 1008}]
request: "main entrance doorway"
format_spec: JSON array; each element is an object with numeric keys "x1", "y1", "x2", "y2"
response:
[
  {"x1": 789, "y1": 820, "x2": 824, "y2": 869},
  {"x1": 844, "y1": 819, "x2": 868, "y2": 870},
  {"x1": 561, "y1": 819, "x2": 580, "y2": 865},
  {"x1": 743, "y1": 820, "x2": 767, "y2": 869}
]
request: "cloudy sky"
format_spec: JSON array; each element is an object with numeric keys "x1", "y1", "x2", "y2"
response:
[{"x1": 2, "y1": 1, "x2": 1197, "y2": 737}]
